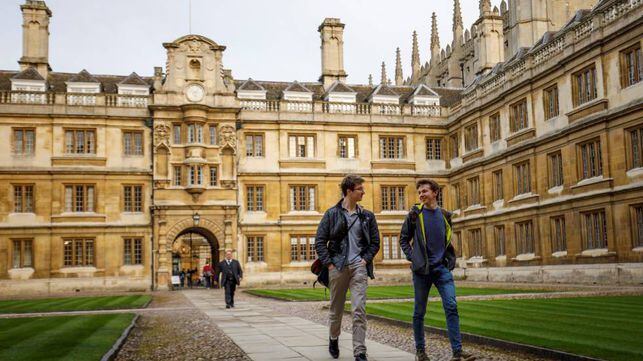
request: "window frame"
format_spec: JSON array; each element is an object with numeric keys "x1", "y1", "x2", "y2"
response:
[
  {"x1": 64, "y1": 128, "x2": 96, "y2": 155},
  {"x1": 425, "y1": 137, "x2": 442, "y2": 160},
  {"x1": 571, "y1": 64, "x2": 598, "y2": 107},
  {"x1": 468, "y1": 228, "x2": 483, "y2": 257},
  {"x1": 381, "y1": 185, "x2": 406, "y2": 211},
  {"x1": 289, "y1": 234, "x2": 315, "y2": 262},
  {"x1": 122, "y1": 130, "x2": 144, "y2": 156},
  {"x1": 581, "y1": 209, "x2": 608, "y2": 250},
  {"x1": 247, "y1": 235, "x2": 265, "y2": 262},
  {"x1": 513, "y1": 161, "x2": 531, "y2": 196},
  {"x1": 123, "y1": 237, "x2": 143, "y2": 265},
  {"x1": 245, "y1": 133, "x2": 265, "y2": 157},
  {"x1": 338, "y1": 134, "x2": 358, "y2": 159},
  {"x1": 619, "y1": 43, "x2": 641, "y2": 88},
  {"x1": 289, "y1": 134, "x2": 316, "y2": 158},
  {"x1": 379, "y1": 135, "x2": 406, "y2": 159},
  {"x1": 514, "y1": 220, "x2": 535, "y2": 255},
  {"x1": 467, "y1": 176, "x2": 480, "y2": 207},
  {"x1": 289, "y1": 185, "x2": 316, "y2": 211},
  {"x1": 11, "y1": 239, "x2": 33, "y2": 268},
  {"x1": 550, "y1": 216, "x2": 567, "y2": 253},
  {"x1": 464, "y1": 123, "x2": 479, "y2": 152},
  {"x1": 509, "y1": 98, "x2": 529, "y2": 133},
  {"x1": 492, "y1": 170, "x2": 504, "y2": 201},
  {"x1": 12, "y1": 128, "x2": 35, "y2": 156},
  {"x1": 64, "y1": 184, "x2": 96, "y2": 213},
  {"x1": 577, "y1": 138, "x2": 603, "y2": 180},
  {"x1": 123, "y1": 184, "x2": 143, "y2": 213},
  {"x1": 489, "y1": 113, "x2": 501, "y2": 142},
  {"x1": 543, "y1": 84, "x2": 560, "y2": 120},
  {"x1": 246, "y1": 185, "x2": 265, "y2": 212},
  {"x1": 548, "y1": 151, "x2": 564, "y2": 188},
  {"x1": 63, "y1": 238, "x2": 95, "y2": 267},
  {"x1": 494, "y1": 225, "x2": 505, "y2": 256},
  {"x1": 381, "y1": 234, "x2": 403, "y2": 260},
  {"x1": 13, "y1": 184, "x2": 35, "y2": 213},
  {"x1": 627, "y1": 126, "x2": 643, "y2": 170}
]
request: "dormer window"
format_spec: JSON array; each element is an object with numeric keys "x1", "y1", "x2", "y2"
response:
[
  {"x1": 237, "y1": 78, "x2": 268, "y2": 110},
  {"x1": 283, "y1": 81, "x2": 313, "y2": 112},
  {"x1": 66, "y1": 69, "x2": 100, "y2": 106},
  {"x1": 10, "y1": 67, "x2": 46, "y2": 104},
  {"x1": 117, "y1": 72, "x2": 150, "y2": 107}
]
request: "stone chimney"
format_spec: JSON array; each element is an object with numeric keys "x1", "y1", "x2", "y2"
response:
[
  {"x1": 19, "y1": 0, "x2": 52, "y2": 79},
  {"x1": 318, "y1": 18, "x2": 347, "y2": 88}
]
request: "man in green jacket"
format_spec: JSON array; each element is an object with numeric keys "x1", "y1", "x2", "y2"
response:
[{"x1": 399, "y1": 179, "x2": 475, "y2": 361}]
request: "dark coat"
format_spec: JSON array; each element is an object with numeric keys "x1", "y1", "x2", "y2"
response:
[
  {"x1": 315, "y1": 199, "x2": 380, "y2": 279},
  {"x1": 399, "y1": 204, "x2": 456, "y2": 274},
  {"x1": 217, "y1": 259, "x2": 243, "y2": 285}
]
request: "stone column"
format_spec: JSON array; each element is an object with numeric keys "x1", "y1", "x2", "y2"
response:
[{"x1": 156, "y1": 218, "x2": 171, "y2": 290}]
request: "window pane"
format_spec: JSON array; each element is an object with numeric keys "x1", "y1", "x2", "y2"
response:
[
  {"x1": 12, "y1": 240, "x2": 21, "y2": 268},
  {"x1": 87, "y1": 186, "x2": 94, "y2": 212},
  {"x1": 124, "y1": 239, "x2": 132, "y2": 265}
]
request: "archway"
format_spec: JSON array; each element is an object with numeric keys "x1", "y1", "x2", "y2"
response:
[{"x1": 170, "y1": 227, "x2": 219, "y2": 288}]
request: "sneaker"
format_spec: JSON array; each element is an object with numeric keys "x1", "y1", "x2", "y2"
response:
[
  {"x1": 354, "y1": 353, "x2": 367, "y2": 361},
  {"x1": 415, "y1": 349, "x2": 430, "y2": 361},
  {"x1": 451, "y1": 350, "x2": 476, "y2": 361},
  {"x1": 328, "y1": 338, "x2": 339, "y2": 359}
]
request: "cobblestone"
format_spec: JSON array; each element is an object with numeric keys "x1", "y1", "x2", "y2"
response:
[{"x1": 115, "y1": 291, "x2": 250, "y2": 361}]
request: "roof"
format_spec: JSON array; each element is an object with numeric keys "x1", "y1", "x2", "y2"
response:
[
  {"x1": 0, "y1": 70, "x2": 153, "y2": 93},
  {"x1": 11, "y1": 67, "x2": 45, "y2": 81},
  {"x1": 119, "y1": 72, "x2": 149, "y2": 86},
  {"x1": 237, "y1": 78, "x2": 265, "y2": 91},
  {"x1": 68, "y1": 69, "x2": 100, "y2": 83},
  {"x1": 326, "y1": 81, "x2": 356, "y2": 94},
  {"x1": 413, "y1": 84, "x2": 439, "y2": 97},
  {"x1": 284, "y1": 81, "x2": 312, "y2": 93},
  {"x1": 370, "y1": 84, "x2": 399, "y2": 97}
]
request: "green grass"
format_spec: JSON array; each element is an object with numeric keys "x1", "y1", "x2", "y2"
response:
[
  {"x1": 0, "y1": 313, "x2": 135, "y2": 361},
  {"x1": 246, "y1": 285, "x2": 546, "y2": 301},
  {"x1": 0, "y1": 295, "x2": 151, "y2": 314},
  {"x1": 362, "y1": 296, "x2": 643, "y2": 361}
]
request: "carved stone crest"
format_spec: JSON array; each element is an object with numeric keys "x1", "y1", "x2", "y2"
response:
[
  {"x1": 154, "y1": 123, "x2": 170, "y2": 147},
  {"x1": 219, "y1": 125, "x2": 236, "y2": 150}
]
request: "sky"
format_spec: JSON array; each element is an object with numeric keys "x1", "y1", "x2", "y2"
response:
[{"x1": 0, "y1": 0, "x2": 497, "y2": 84}]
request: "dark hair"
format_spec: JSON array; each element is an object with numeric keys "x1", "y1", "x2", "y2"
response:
[
  {"x1": 416, "y1": 178, "x2": 440, "y2": 194},
  {"x1": 341, "y1": 174, "x2": 365, "y2": 196}
]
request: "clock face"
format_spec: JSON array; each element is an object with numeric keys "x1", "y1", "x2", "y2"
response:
[{"x1": 186, "y1": 84, "x2": 204, "y2": 102}]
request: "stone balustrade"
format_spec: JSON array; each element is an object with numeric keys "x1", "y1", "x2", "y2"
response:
[{"x1": 0, "y1": 91, "x2": 151, "y2": 108}]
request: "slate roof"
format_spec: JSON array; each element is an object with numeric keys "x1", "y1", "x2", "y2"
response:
[
  {"x1": 237, "y1": 78, "x2": 265, "y2": 91},
  {"x1": 370, "y1": 84, "x2": 399, "y2": 97},
  {"x1": 284, "y1": 81, "x2": 312, "y2": 93},
  {"x1": 119, "y1": 72, "x2": 149, "y2": 86},
  {"x1": 68, "y1": 69, "x2": 100, "y2": 83},
  {"x1": 11, "y1": 67, "x2": 45, "y2": 81}
]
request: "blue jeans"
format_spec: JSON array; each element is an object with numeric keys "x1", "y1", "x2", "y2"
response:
[{"x1": 412, "y1": 265, "x2": 462, "y2": 353}]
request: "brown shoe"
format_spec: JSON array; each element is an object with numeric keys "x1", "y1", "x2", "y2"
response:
[
  {"x1": 415, "y1": 349, "x2": 430, "y2": 361},
  {"x1": 451, "y1": 350, "x2": 476, "y2": 361}
]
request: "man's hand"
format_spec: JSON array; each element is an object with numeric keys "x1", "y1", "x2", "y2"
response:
[
  {"x1": 360, "y1": 259, "x2": 367, "y2": 267},
  {"x1": 328, "y1": 264, "x2": 335, "y2": 271}
]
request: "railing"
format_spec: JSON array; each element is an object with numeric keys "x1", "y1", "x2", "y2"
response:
[
  {"x1": 108, "y1": 94, "x2": 150, "y2": 108},
  {"x1": 377, "y1": 104, "x2": 400, "y2": 115},
  {"x1": 240, "y1": 99, "x2": 279, "y2": 111},
  {"x1": 533, "y1": 37, "x2": 564, "y2": 65},
  {"x1": 1, "y1": 91, "x2": 53, "y2": 104},
  {"x1": 239, "y1": 99, "x2": 444, "y2": 117},
  {"x1": 603, "y1": 0, "x2": 641, "y2": 23},
  {"x1": 411, "y1": 105, "x2": 441, "y2": 116},
  {"x1": 283, "y1": 101, "x2": 312, "y2": 113},
  {"x1": 67, "y1": 93, "x2": 97, "y2": 106},
  {"x1": 574, "y1": 19, "x2": 594, "y2": 40},
  {"x1": 0, "y1": 91, "x2": 152, "y2": 108}
]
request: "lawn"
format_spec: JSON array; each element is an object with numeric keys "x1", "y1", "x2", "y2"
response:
[
  {"x1": 363, "y1": 296, "x2": 643, "y2": 361},
  {"x1": 0, "y1": 295, "x2": 151, "y2": 314},
  {"x1": 0, "y1": 313, "x2": 135, "y2": 361},
  {"x1": 245, "y1": 285, "x2": 546, "y2": 301}
]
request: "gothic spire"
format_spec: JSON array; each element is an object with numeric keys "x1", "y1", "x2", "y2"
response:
[
  {"x1": 431, "y1": 12, "x2": 440, "y2": 51},
  {"x1": 480, "y1": 0, "x2": 491, "y2": 15},
  {"x1": 395, "y1": 47, "x2": 403, "y2": 86},
  {"x1": 411, "y1": 31, "x2": 420, "y2": 83},
  {"x1": 453, "y1": 0, "x2": 463, "y2": 32},
  {"x1": 368, "y1": 74, "x2": 373, "y2": 86},
  {"x1": 380, "y1": 61, "x2": 387, "y2": 85}
]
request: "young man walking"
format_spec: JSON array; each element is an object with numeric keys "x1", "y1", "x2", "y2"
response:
[
  {"x1": 315, "y1": 174, "x2": 380, "y2": 361},
  {"x1": 399, "y1": 179, "x2": 475, "y2": 361}
]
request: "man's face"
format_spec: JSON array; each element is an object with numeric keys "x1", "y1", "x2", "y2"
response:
[
  {"x1": 418, "y1": 184, "x2": 437, "y2": 205},
  {"x1": 225, "y1": 251, "x2": 232, "y2": 260},
  {"x1": 346, "y1": 183, "x2": 365, "y2": 202}
]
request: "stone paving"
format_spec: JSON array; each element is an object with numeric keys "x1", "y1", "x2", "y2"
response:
[{"x1": 183, "y1": 289, "x2": 414, "y2": 361}]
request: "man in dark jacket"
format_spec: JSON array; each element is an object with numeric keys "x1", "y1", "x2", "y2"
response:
[
  {"x1": 315, "y1": 174, "x2": 380, "y2": 361},
  {"x1": 217, "y1": 250, "x2": 243, "y2": 308},
  {"x1": 399, "y1": 179, "x2": 475, "y2": 361}
]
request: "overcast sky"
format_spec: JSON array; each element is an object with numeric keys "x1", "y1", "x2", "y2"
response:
[{"x1": 0, "y1": 0, "x2": 496, "y2": 84}]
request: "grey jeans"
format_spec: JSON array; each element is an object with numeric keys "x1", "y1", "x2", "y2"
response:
[{"x1": 328, "y1": 262, "x2": 368, "y2": 356}]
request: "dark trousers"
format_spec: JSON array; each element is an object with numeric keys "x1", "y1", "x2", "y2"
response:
[
  {"x1": 224, "y1": 281, "x2": 237, "y2": 306},
  {"x1": 412, "y1": 264, "x2": 462, "y2": 352}
]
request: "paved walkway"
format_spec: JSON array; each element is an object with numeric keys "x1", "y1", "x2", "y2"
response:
[{"x1": 182, "y1": 290, "x2": 414, "y2": 361}]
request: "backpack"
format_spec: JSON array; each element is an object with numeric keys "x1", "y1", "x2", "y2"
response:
[{"x1": 310, "y1": 259, "x2": 329, "y2": 288}]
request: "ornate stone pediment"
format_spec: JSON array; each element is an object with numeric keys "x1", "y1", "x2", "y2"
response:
[
  {"x1": 218, "y1": 125, "x2": 237, "y2": 152},
  {"x1": 154, "y1": 122, "x2": 170, "y2": 148}
]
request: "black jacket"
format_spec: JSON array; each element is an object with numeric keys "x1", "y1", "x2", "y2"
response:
[
  {"x1": 399, "y1": 204, "x2": 456, "y2": 274},
  {"x1": 217, "y1": 259, "x2": 243, "y2": 285},
  {"x1": 315, "y1": 199, "x2": 380, "y2": 279}
]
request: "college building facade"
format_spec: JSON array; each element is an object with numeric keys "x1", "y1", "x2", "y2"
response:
[{"x1": 0, "y1": 0, "x2": 641, "y2": 295}]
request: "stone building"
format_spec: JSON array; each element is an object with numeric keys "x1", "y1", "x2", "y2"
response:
[{"x1": 0, "y1": 0, "x2": 641, "y2": 295}]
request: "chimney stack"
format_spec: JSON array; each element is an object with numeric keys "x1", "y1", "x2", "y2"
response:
[
  {"x1": 318, "y1": 18, "x2": 347, "y2": 89},
  {"x1": 19, "y1": 0, "x2": 52, "y2": 79}
]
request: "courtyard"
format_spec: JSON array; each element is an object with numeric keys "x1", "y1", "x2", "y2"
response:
[{"x1": 1, "y1": 283, "x2": 642, "y2": 361}]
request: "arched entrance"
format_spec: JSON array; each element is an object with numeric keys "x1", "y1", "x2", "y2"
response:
[{"x1": 170, "y1": 227, "x2": 219, "y2": 288}]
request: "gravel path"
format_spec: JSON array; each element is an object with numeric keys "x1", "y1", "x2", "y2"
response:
[
  {"x1": 115, "y1": 292, "x2": 250, "y2": 361},
  {"x1": 238, "y1": 291, "x2": 549, "y2": 361}
]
